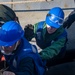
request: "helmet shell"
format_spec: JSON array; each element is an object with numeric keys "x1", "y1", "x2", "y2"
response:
[
  {"x1": 0, "y1": 21, "x2": 24, "y2": 46},
  {"x1": 0, "y1": 4, "x2": 16, "y2": 23},
  {"x1": 46, "y1": 7, "x2": 64, "y2": 28}
]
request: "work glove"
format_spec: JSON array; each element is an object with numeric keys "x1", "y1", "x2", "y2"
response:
[
  {"x1": 24, "y1": 24, "x2": 34, "y2": 41},
  {"x1": 63, "y1": 10, "x2": 75, "y2": 29}
]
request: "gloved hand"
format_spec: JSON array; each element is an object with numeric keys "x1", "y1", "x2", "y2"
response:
[
  {"x1": 3, "y1": 71, "x2": 15, "y2": 75},
  {"x1": 63, "y1": 10, "x2": 75, "y2": 29},
  {"x1": 24, "y1": 24, "x2": 34, "y2": 41}
]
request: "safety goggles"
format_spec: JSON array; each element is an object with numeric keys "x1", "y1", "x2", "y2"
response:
[{"x1": 46, "y1": 14, "x2": 64, "y2": 26}]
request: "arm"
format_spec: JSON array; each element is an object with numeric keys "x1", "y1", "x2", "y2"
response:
[
  {"x1": 39, "y1": 37, "x2": 66, "y2": 60},
  {"x1": 15, "y1": 57, "x2": 35, "y2": 75},
  {"x1": 3, "y1": 57, "x2": 35, "y2": 75}
]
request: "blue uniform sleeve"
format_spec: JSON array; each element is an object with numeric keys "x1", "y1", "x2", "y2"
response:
[{"x1": 15, "y1": 57, "x2": 36, "y2": 75}]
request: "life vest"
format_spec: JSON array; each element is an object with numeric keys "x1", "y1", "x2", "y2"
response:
[{"x1": 4, "y1": 38, "x2": 45, "y2": 75}]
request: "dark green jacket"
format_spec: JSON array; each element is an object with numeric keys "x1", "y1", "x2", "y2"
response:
[{"x1": 30, "y1": 21, "x2": 67, "y2": 60}]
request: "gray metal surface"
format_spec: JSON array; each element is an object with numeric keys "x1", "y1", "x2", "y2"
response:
[
  {"x1": 66, "y1": 22, "x2": 75, "y2": 50},
  {"x1": 0, "y1": 0, "x2": 75, "y2": 10},
  {"x1": 13, "y1": 0, "x2": 75, "y2": 10}
]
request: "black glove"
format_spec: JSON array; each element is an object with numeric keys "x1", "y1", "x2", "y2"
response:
[
  {"x1": 63, "y1": 10, "x2": 75, "y2": 29},
  {"x1": 24, "y1": 24, "x2": 34, "y2": 41}
]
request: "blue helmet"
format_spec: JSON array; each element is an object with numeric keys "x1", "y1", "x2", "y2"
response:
[
  {"x1": 0, "y1": 21, "x2": 24, "y2": 46},
  {"x1": 45, "y1": 7, "x2": 64, "y2": 28}
]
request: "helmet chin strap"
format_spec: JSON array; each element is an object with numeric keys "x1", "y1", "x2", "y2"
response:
[
  {"x1": 1, "y1": 41, "x2": 19, "y2": 55},
  {"x1": 14, "y1": 41, "x2": 19, "y2": 50}
]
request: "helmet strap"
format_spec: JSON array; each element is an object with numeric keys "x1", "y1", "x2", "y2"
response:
[{"x1": 14, "y1": 41, "x2": 19, "y2": 50}]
